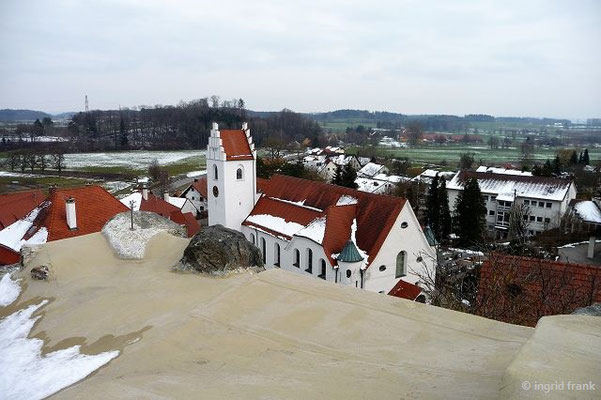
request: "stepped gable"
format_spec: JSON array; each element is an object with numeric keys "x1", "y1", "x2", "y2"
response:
[{"x1": 249, "y1": 174, "x2": 405, "y2": 267}]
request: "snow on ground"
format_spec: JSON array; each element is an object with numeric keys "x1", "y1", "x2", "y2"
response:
[
  {"x1": 120, "y1": 192, "x2": 142, "y2": 211},
  {"x1": 186, "y1": 170, "x2": 206, "y2": 178},
  {"x1": 245, "y1": 214, "x2": 305, "y2": 238},
  {"x1": 102, "y1": 181, "x2": 131, "y2": 194},
  {"x1": 63, "y1": 150, "x2": 205, "y2": 169},
  {"x1": 573, "y1": 201, "x2": 601, "y2": 223},
  {"x1": 0, "y1": 274, "x2": 21, "y2": 307},
  {"x1": 0, "y1": 298, "x2": 119, "y2": 400},
  {"x1": 295, "y1": 217, "x2": 326, "y2": 244}
]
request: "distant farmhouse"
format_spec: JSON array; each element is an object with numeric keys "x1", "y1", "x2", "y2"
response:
[
  {"x1": 447, "y1": 166, "x2": 577, "y2": 239},
  {"x1": 206, "y1": 123, "x2": 436, "y2": 298}
]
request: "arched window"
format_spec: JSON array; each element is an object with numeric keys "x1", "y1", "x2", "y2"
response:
[
  {"x1": 250, "y1": 233, "x2": 255, "y2": 245},
  {"x1": 236, "y1": 166, "x2": 243, "y2": 180},
  {"x1": 305, "y1": 249, "x2": 313, "y2": 273},
  {"x1": 319, "y1": 259, "x2": 326, "y2": 279},
  {"x1": 274, "y1": 243, "x2": 280, "y2": 267},
  {"x1": 396, "y1": 251, "x2": 407, "y2": 278},
  {"x1": 346, "y1": 269, "x2": 352, "y2": 278},
  {"x1": 213, "y1": 164, "x2": 218, "y2": 180},
  {"x1": 293, "y1": 249, "x2": 300, "y2": 268},
  {"x1": 261, "y1": 237, "x2": 266, "y2": 264}
]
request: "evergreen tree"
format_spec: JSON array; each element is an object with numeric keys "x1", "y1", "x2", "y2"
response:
[
  {"x1": 583, "y1": 149, "x2": 590, "y2": 165},
  {"x1": 119, "y1": 115, "x2": 128, "y2": 147},
  {"x1": 578, "y1": 151, "x2": 584, "y2": 164},
  {"x1": 552, "y1": 155, "x2": 561, "y2": 175},
  {"x1": 340, "y1": 164, "x2": 358, "y2": 189},
  {"x1": 453, "y1": 177, "x2": 486, "y2": 247},
  {"x1": 541, "y1": 159, "x2": 553, "y2": 176},
  {"x1": 438, "y1": 178, "x2": 451, "y2": 241},
  {"x1": 426, "y1": 174, "x2": 440, "y2": 235},
  {"x1": 570, "y1": 151, "x2": 578, "y2": 165},
  {"x1": 332, "y1": 165, "x2": 343, "y2": 185}
]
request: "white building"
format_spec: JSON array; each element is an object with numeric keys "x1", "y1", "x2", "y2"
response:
[
  {"x1": 447, "y1": 169, "x2": 577, "y2": 238},
  {"x1": 358, "y1": 162, "x2": 389, "y2": 178},
  {"x1": 207, "y1": 123, "x2": 436, "y2": 298},
  {"x1": 180, "y1": 176, "x2": 208, "y2": 216}
]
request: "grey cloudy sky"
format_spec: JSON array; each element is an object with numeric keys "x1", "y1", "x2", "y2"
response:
[{"x1": 0, "y1": 0, "x2": 599, "y2": 118}]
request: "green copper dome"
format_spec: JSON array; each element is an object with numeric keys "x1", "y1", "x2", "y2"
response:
[{"x1": 337, "y1": 240, "x2": 364, "y2": 263}]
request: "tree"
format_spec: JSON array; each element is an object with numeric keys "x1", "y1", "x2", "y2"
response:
[
  {"x1": 406, "y1": 121, "x2": 423, "y2": 145},
  {"x1": 52, "y1": 152, "x2": 66, "y2": 173},
  {"x1": 119, "y1": 115, "x2": 128, "y2": 148},
  {"x1": 458, "y1": 153, "x2": 475, "y2": 169},
  {"x1": 453, "y1": 177, "x2": 486, "y2": 247},
  {"x1": 32, "y1": 119, "x2": 44, "y2": 141},
  {"x1": 339, "y1": 164, "x2": 358, "y2": 189},
  {"x1": 438, "y1": 179, "x2": 451, "y2": 242},
  {"x1": 332, "y1": 165, "x2": 343, "y2": 185},
  {"x1": 508, "y1": 203, "x2": 530, "y2": 243},
  {"x1": 263, "y1": 136, "x2": 285, "y2": 159},
  {"x1": 582, "y1": 149, "x2": 590, "y2": 165},
  {"x1": 148, "y1": 158, "x2": 162, "y2": 181},
  {"x1": 542, "y1": 159, "x2": 553, "y2": 176},
  {"x1": 520, "y1": 137, "x2": 535, "y2": 162},
  {"x1": 570, "y1": 151, "x2": 578, "y2": 165},
  {"x1": 426, "y1": 174, "x2": 440, "y2": 235},
  {"x1": 552, "y1": 155, "x2": 561, "y2": 175}
]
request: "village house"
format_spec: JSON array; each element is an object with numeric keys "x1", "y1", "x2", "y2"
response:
[
  {"x1": 358, "y1": 162, "x2": 389, "y2": 178},
  {"x1": 447, "y1": 167, "x2": 576, "y2": 238},
  {"x1": 206, "y1": 123, "x2": 436, "y2": 297},
  {"x1": 0, "y1": 186, "x2": 129, "y2": 265},
  {"x1": 179, "y1": 175, "x2": 208, "y2": 216}
]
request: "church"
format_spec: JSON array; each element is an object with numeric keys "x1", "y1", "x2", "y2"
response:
[{"x1": 206, "y1": 123, "x2": 436, "y2": 298}]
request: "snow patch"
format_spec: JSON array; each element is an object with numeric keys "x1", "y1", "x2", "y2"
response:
[
  {"x1": 0, "y1": 206, "x2": 47, "y2": 252},
  {"x1": 120, "y1": 192, "x2": 142, "y2": 211},
  {"x1": 350, "y1": 219, "x2": 369, "y2": 268},
  {"x1": 0, "y1": 274, "x2": 21, "y2": 307},
  {"x1": 0, "y1": 300, "x2": 119, "y2": 400},
  {"x1": 336, "y1": 195, "x2": 358, "y2": 206},
  {"x1": 245, "y1": 214, "x2": 305, "y2": 238},
  {"x1": 295, "y1": 217, "x2": 326, "y2": 244},
  {"x1": 186, "y1": 170, "x2": 206, "y2": 178}
]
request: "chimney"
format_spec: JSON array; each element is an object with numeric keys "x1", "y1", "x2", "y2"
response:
[
  {"x1": 142, "y1": 185, "x2": 149, "y2": 201},
  {"x1": 66, "y1": 197, "x2": 77, "y2": 230},
  {"x1": 163, "y1": 192, "x2": 169, "y2": 202}
]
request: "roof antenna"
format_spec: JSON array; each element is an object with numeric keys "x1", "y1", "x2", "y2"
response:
[{"x1": 85, "y1": 95, "x2": 89, "y2": 112}]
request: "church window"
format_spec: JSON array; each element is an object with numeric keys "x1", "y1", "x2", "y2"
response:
[
  {"x1": 274, "y1": 243, "x2": 280, "y2": 267},
  {"x1": 396, "y1": 251, "x2": 407, "y2": 278},
  {"x1": 305, "y1": 249, "x2": 313, "y2": 273},
  {"x1": 213, "y1": 164, "x2": 218, "y2": 180},
  {"x1": 319, "y1": 259, "x2": 326, "y2": 279},
  {"x1": 250, "y1": 233, "x2": 255, "y2": 244},
  {"x1": 401, "y1": 222, "x2": 408, "y2": 228},
  {"x1": 236, "y1": 166, "x2": 243, "y2": 180},
  {"x1": 294, "y1": 249, "x2": 300, "y2": 268},
  {"x1": 261, "y1": 238, "x2": 266, "y2": 264},
  {"x1": 346, "y1": 269, "x2": 351, "y2": 278}
]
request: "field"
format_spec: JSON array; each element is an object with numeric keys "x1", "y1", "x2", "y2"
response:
[{"x1": 346, "y1": 144, "x2": 601, "y2": 165}]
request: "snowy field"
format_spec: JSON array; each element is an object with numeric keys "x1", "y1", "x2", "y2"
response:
[
  {"x1": 63, "y1": 150, "x2": 205, "y2": 169},
  {"x1": 0, "y1": 274, "x2": 119, "y2": 399}
]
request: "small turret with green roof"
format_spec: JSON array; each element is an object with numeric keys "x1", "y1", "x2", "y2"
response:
[{"x1": 338, "y1": 240, "x2": 364, "y2": 263}]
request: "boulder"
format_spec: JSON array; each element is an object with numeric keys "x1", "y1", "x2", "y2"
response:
[
  {"x1": 572, "y1": 303, "x2": 601, "y2": 317},
  {"x1": 31, "y1": 265, "x2": 49, "y2": 280},
  {"x1": 175, "y1": 225, "x2": 264, "y2": 275}
]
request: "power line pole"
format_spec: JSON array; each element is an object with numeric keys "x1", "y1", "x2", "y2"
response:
[{"x1": 84, "y1": 95, "x2": 89, "y2": 112}]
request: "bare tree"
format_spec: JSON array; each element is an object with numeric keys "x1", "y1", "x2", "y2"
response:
[{"x1": 508, "y1": 203, "x2": 530, "y2": 242}]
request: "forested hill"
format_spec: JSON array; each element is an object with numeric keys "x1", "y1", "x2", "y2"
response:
[{"x1": 0, "y1": 109, "x2": 51, "y2": 121}]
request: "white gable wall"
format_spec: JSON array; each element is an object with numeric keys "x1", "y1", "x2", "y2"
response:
[{"x1": 363, "y1": 203, "x2": 436, "y2": 294}]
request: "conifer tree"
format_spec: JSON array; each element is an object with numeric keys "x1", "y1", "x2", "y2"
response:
[
  {"x1": 552, "y1": 155, "x2": 561, "y2": 175},
  {"x1": 340, "y1": 164, "x2": 358, "y2": 189},
  {"x1": 453, "y1": 177, "x2": 486, "y2": 247},
  {"x1": 583, "y1": 149, "x2": 590, "y2": 165},
  {"x1": 332, "y1": 165, "x2": 343, "y2": 185},
  {"x1": 570, "y1": 151, "x2": 578, "y2": 165},
  {"x1": 426, "y1": 174, "x2": 440, "y2": 235},
  {"x1": 438, "y1": 178, "x2": 452, "y2": 241},
  {"x1": 542, "y1": 159, "x2": 553, "y2": 176}
]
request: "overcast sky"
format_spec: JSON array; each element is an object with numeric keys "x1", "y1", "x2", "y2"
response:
[{"x1": 0, "y1": 0, "x2": 599, "y2": 119}]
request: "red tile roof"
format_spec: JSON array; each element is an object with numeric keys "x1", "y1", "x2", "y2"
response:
[
  {"x1": 0, "y1": 244, "x2": 20, "y2": 266},
  {"x1": 244, "y1": 174, "x2": 406, "y2": 268},
  {"x1": 477, "y1": 254, "x2": 601, "y2": 327},
  {"x1": 388, "y1": 279, "x2": 423, "y2": 300},
  {"x1": 0, "y1": 190, "x2": 45, "y2": 230},
  {"x1": 220, "y1": 130, "x2": 253, "y2": 161},
  {"x1": 41, "y1": 186, "x2": 129, "y2": 241},
  {"x1": 140, "y1": 194, "x2": 199, "y2": 238}
]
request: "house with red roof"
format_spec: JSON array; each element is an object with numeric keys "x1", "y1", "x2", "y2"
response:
[
  {"x1": 206, "y1": 123, "x2": 436, "y2": 296},
  {"x1": 0, "y1": 185, "x2": 128, "y2": 265},
  {"x1": 477, "y1": 254, "x2": 601, "y2": 327},
  {"x1": 120, "y1": 188, "x2": 200, "y2": 237}
]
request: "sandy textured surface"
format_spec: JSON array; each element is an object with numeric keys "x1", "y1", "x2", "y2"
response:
[{"x1": 7, "y1": 232, "x2": 595, "y2": 399}]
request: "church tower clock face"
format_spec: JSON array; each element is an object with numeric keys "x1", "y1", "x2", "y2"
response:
[{"x1": 212, "y1": 186, "x2": 219, "y2": 197}]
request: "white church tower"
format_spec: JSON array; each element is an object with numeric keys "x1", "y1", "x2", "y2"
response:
[{"x1": 207, "y1": 122, "x2": 257, "y2": 231}]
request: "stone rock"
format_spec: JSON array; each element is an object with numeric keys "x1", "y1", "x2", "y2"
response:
[
  {"x1": 103, "y1": 211, "x2": 187, "y2": 259},
  {"x1": 572, "y1": 303, "x2": 601, "y2": 317},
  {"x1": 31, "y1": 265, "x2": 49, "y2": 280},
  {"x1": 175, "y1": 225, "x2": 264, "y2": 275}
]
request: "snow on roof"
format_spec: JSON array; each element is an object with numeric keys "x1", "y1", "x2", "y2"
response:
[
  {"x1": 358, "y1": 162, "x2": 385, "y2": 178},
  {"x1": 573, "y1": 201, "x2": 601, "y2": 224},
  {"x1": 120, "y1": 192, "x2": 142, "y2": 211},
  {"x1": 447, "y1": 171, "x2": 572, "y2": 202},
  {"x1": 476, "y1": 166, "x2": 532, "y2": 177},
  {"x1": 167, "y1": 196, "x2": 186, "y2": 209},
  {"x1": 0, "y1": 206, "x2": 48, "y2": 252},
  {"x1": 245, "y1": 214, "x2": 305, "y2": 238},
  {"x1": 412, "y1": 169, "x2": 456, "y2": 182},
  {"x1": 268, "y1": 197, "x2": 323, "y2": 212},
  {"x1": 350, "y1": 218, "x2": 368, "y2": 269},
  {"x1": 186, "y1": 170, "x2": 206, "y2": 178},
  {"x1": 336, "y1": 195, "x2": 358, "y2": 206},
  {"x1": 295, "y1": 217, "x2": 326, "y2": 244}
]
